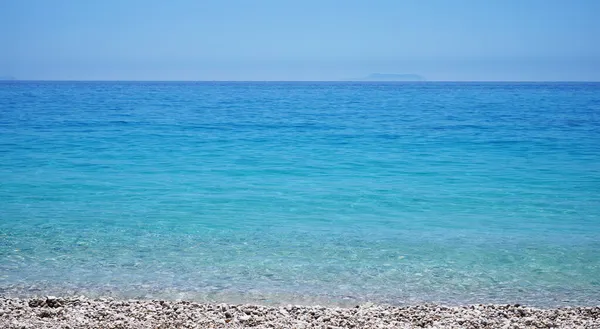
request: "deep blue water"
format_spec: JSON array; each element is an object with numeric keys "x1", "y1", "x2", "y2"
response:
[{"x1": 1, "y1": 81, "x2": 599, "y2": 307}]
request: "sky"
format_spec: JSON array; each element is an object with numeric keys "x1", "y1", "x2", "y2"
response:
[{"x1": 1, "y1": 0, "x2": 599, "y2": 81}]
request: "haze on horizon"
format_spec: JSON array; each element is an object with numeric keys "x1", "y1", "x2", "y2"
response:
[{"x1": 1, "y1": 0, "x2": 599, "y2": 81}]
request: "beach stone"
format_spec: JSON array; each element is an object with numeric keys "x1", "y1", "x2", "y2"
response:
[
  {"x1": 1, "y1": 297, "x2": 600, "y2": 328},
  {"x1": 27, "y1": 299, "x2": 44, "y2": 308}
]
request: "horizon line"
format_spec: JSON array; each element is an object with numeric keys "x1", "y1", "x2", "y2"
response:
[{"x1": 2, "y1": 79, "x2": 600, "y2": 83}]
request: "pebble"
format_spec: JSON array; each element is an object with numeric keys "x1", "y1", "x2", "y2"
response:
[{"x1": 0, "y1": 297, "x2": 598, "y2": 328}]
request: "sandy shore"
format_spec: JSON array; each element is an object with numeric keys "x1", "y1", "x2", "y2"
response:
[{"x1": 1, "y1": 296, "x2": 598, "y2": 328}]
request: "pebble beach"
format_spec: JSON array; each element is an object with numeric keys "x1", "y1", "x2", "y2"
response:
[
  {"x1": 1, "y1": 296, "x2": 599, "y2": 329},
  {"x1": 4, "y1": 0, "x2": 600, "y2": 327}
]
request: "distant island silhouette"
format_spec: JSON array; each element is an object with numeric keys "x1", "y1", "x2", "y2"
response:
[{"x1": 346, "y1": 73, "x2": 426, "y2": 81}]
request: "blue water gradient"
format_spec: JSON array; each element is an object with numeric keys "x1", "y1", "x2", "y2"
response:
[{"x1": 1, "y1": 82, "x2": 599, "y2": 306}]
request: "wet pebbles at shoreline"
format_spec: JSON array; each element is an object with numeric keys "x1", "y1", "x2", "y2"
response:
[{"x1": 1, "y1": 296, "x2": 599, "y2": 328}]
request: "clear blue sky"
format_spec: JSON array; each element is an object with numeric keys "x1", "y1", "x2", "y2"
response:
[{"x1": 1, "y1": 0, "x2": 599, "y2": 81}]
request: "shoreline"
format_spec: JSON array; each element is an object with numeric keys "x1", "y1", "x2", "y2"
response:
[{"x1": 1, "y1": 296, "x2": 598, "y2": 328}]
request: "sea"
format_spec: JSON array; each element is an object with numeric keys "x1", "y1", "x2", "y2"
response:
[{"x1": 1, "y1": 81, "x2": 599, "y2": 307}]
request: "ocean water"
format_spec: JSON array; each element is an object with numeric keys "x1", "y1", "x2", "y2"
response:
[{"x1": 1, "y1": 81, "x2": 599, "y2": 307}]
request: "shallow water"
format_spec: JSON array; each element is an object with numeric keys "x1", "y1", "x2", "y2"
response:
[{"x1": 1, "y1": 81, "x2": 599, "y2": 306}]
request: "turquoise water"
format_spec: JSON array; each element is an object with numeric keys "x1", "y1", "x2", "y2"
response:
[{"x1": 1, "y1": 81, "x2": 599, "y2": 307}]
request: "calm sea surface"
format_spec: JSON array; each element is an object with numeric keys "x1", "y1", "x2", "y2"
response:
[{"x1": 1, "y1": 81, "x2": 599, "y2": 306}]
